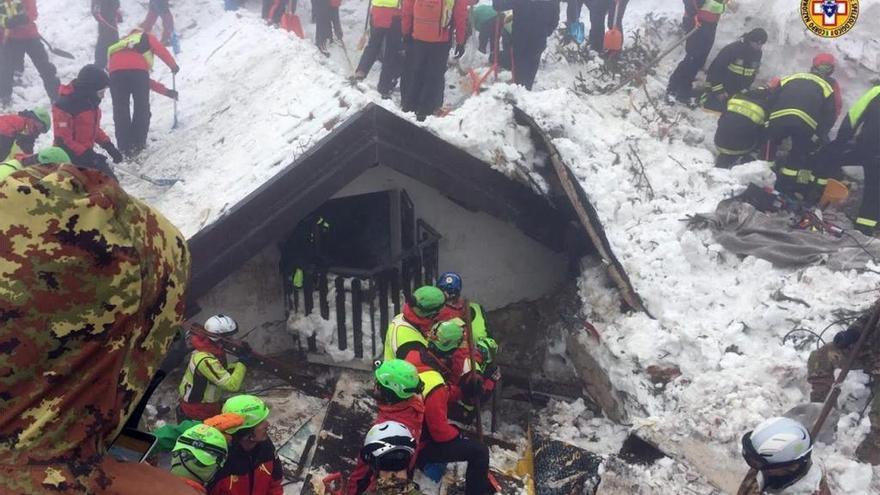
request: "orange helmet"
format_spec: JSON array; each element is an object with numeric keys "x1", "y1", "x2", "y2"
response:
[{"x1": 767, "y1": 76, "x2": 781, "y2": 89}]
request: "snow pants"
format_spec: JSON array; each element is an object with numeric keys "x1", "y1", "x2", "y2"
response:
[
  {"x1": 566, "y1": 0, "x2": 627, "y2": 51},
  {"x1": 853, "y1": 151, "x2": 880, "y2": 229},
  {"x1": 401, "y1": 40, "x2": 449, "y2": 119},
  {"x1": 264, "y1": 0, "x2": 287, "y2": 23},
  {"x1": 110, "y1": 70, "x2": 151, "y2": 156},
  {"x1": 667, "y1": 21, "x2": 717, "y2": 99},
  {"x1": 417, "y1": 437, "x2": 491, "y2": 495},
  {"x1": 0, "y1": 37, "x2": 60, "y2": 104},
  {"x1": 356, "y1": 17, "x2": 404, "y2": 96},
  {"x1": 512, "y1": 38, "x2": 547, "y2": 91},
  {"x1": 476, "y1": 18, "x2": 511, "y2": 70},
  {"x1": 141, "y1": 0, "x2": 174, "y2": 44},
  {"x1": 313, "y1": 0, "x2": 342, "y2": 49},
  {"x1": 94, "y1": 2, "x2": 120, "y2": 68}
]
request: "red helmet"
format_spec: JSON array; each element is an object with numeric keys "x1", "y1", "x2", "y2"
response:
[
  {"x1": 811, "y1": 53, "x2": 836, "y2": 75},
  {"x1": 767, "y1": 76, "x2": 781, "y2": 89}
]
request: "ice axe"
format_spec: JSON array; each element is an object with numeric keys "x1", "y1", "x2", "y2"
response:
[
  {"x1": 280, "y1": 0, "x2": 305, "y2": 39},
  {"x1": 606, "y1": 25, "x2": 699, "y2": 94},
  {"x1": 39, "y1": 36, "x2": 74, "y2": 59},
  {"x1": 604, "y1": 0, "x2": 623, "y2": 54}
]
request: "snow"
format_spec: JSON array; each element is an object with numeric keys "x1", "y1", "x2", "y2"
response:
[{"x1": 15, "y1": 0, "x2": 880, "y2": 492}]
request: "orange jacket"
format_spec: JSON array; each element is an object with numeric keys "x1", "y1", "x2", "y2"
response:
[{"x1": 402, "y1": 0, "x2": 468, "y2": 44}]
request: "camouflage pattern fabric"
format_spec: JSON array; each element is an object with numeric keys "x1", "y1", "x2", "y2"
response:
[
  {"x1": 0, "y1": 165, "x2": 190, "y2": 493},
  {"x1": 364, "y1": 477, "x2": 423, "y2": 495}
]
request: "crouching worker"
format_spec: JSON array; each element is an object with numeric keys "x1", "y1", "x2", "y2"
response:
[
  {"x1": 360, "y1": 421, "x2": 423, "y2": 495},
  {"x1": 0, "y1": 146, "x2": 70, "y2": 180},
  {"x1": 739, "y1": 417, "x2": 829, "y2": 494},
  {"x1": 208, "y1": 395, "x2": 284, "y2": 495},
  {"x1": 171, "y1": 423, "x2": 230, "y2": 493},
  {"x1": 714, "y1": 79, "x2": 779, "y2": 168},
  {"x1": 347, "y1": 359, "x2": 424, "y2": 495}
]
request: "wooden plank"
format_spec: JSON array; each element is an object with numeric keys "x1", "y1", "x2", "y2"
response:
[
  {"x1": 335, "y1": 277, "x2": 347, "y2": 351},
  {"x1": 352, "y1": 278, "x2": 363, "y2": 359}
]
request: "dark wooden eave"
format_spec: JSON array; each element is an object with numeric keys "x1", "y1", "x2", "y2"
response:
[{"x1": 186, "y1": 104, "x2": 571, "y2": 304}]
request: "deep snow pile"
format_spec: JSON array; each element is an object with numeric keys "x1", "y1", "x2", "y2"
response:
[{"x1": 15, "y1": 0, "x2": 880, "y2": 492}]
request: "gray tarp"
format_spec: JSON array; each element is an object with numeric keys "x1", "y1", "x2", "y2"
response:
[{"x1": 700, "y1": 199, "x2": 880, "y2": 271}]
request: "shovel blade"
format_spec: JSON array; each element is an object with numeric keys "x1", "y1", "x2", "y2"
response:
[{"x1": 604, "y1": 28, "x2": 623, "y2": 53}]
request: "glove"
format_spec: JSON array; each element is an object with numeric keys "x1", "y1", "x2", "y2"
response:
[
  {"x1": 4, "y1": 14, "x2": 29, "y2": 29},
  {"x1": 454, "y1": 43, "x2": 466, "y2": 59},
  {"x1": 166, "y1": 89, "x2": 179, "y2": 100},
  {"x1": 460, "y1": 373, "x2": 484, "y2": 400},
  {"x1": 483, "y1": 364, "x2": 501, "y2": 383},
  {"x1": 833, "y1": 328, "x2": 861, "y2": 349},
  {"x1": 171, "y1": 64, "x2": 180, "y2": 75},
  {"x1": 101, "y1": 142, "x2": 123, "y2": 163},
  {"x1": 238, "y1": 354, "x2": 258, "y2": 367},
  {"x1": 235, "y1": 341, "x2": 253, "y2": 357}
]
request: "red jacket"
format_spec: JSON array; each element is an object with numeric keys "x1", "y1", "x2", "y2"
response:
[
  {"x1": 108, "y1": 32, "x2": 179, "y2": 74},
  {"x1": 402, "y1": 0, "x2": 468, "y2": 44},
  {"x1": 371, "y1": 5, "x2": 402, "y2": 29},
  {"x1": 345, "y1": 397, "x2": 425, "y2": 495},
  {"x1": 4, "y1": 0, "x2": 39, "y2": 40},
  {"x1": 208, "y1": 441, "x2": 283, "y2": 495},
  {"x1": 52, "y1": 84, "x2": 111, "y2": 157},
  {"x1": 423, "y1": 383, "x2": 459, "y2": 443},
  {"x1": 0, "y1": 113, "x2": 42, "y2": 158}
]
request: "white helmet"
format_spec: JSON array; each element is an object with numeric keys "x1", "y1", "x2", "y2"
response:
[
  {"x1": 742, "y1": 417, "x2": 813, "y2": 469},
  {"x1": 360, "y1": 421, "x2": 416, "y2": 471},
  {"x1": 204, "y1": 314, "x2": 238, "y2": 338}
]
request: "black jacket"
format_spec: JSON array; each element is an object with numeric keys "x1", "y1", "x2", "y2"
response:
[
  {"x1": 493, "y1": 0, "x2": 559, "y2": 50},
  {"x1": 768, "y1": 73, "x2": 837, "y2": 138},
  {"x1": 715, "y1": 86, "x2": 776, "y2": 154},
  {"x1": 706, "y1": 39, "x2": 762, "y2": 95},
  {"x1": 836, "y1": 86, "x2": 880, "y2": 156}
]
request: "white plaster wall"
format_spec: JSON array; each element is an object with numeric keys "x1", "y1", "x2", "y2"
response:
[
  {"x1": 332, "y1": 165, "x2": 568, "y2": 309},
  {"x1": 192, "y1": 244, "x2": 291, "y2": 354}
]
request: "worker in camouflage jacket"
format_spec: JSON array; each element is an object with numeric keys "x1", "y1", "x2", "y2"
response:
[
  {"x1": 0, "y1": 164, "x2": 192, "y2": 494},
  {"x1": 807, "y1": 309, "x2": 880, "y2": 464}
]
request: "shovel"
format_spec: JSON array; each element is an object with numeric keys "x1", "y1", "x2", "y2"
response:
[
  {"x1": 604, "y1": 0, "x2": 623, "y2": 54},
  {"x1": 280, "y1": 0, "x2": 305, "y2": 38},
  {"x1": 819, "y1": 178, "x2": 849, "y2": 209},
  {"x1": 114, "y1": 163, "x2": 181, "y2": 187},
  {"x1": 39, "y1": 36, "x2": 74, "y2": 59}
]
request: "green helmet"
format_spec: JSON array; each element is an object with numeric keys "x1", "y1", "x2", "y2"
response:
[
  {"x1": 432, "y1": 320, "x2": 464, "y2": 352},
  {"x1": 411, "y1": 286, "x2": 445, "y2": 317},
  {"x1": 221, "y1": 395, "x2": 270, "y2": 433},
  {"x1": 477, "y1": 337, "x2": 498, "y2": 364},
  {"x1": 37, "y1": 147, "x2": 71, "y2": 164},
  {"x1": 172, "y1": 423, "x2": 228, "y2": 467},
  {"x1": 375, "y1": 359, "x2": 422, "y2": 400},
  {"x1": 32, "y1": 108, "x2": 50, "y2": 132}
]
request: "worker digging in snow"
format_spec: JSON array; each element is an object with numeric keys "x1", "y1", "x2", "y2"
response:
[
  {"x1": 400, "y1": 0, "x2": 468, "y2": 120},
  {"x1": 141, "y1": 0, "x2": 175, "y2": 46},
  {"x1": 763, "y1": 55, "x2": 840, "y2": 202},
  {"x1": 699, "y1": 28, "x2": 767, "y2": 113},
  {"x1": 491, "y1": 0, "x2": 559, "y2": 91},
  {"x1": 0, "y1": 0, "x2": 61, "y2": 106},
  {"x1": 564, "y1": 0, "x2": 628, "y2": 53},
  {"x1": 313, "y1": 0, "x2": 344, "y2": 56},
  {"x1": 0, "y1": 106, "x2": 49, "y2": 159},
  {"x1": 360, "y1": 421, "x2": 424, "y2": 495},
  {"x1": 207, "y1": 395, "x2": 284, "y2": 495},
  {"x1": 666, "y1": 0, "x2": 727, "y2": 106},
  {"x1": 0, "y1": 145, "x2": 70, "y2": 179},
  {"x1": 178, "y1": 314, "x2": 249, "y2": 422},
  {"x1": 739, "y1": 417, "x2": 830, "y2": 494},
  {"x1": 825, "y1": 84, "x2": 880, "y2": 235},
  {"x1": 807, "y1": 310, "x2": 880, "y2": 464},
  {"x1": 383, "y1": 286, "x2": 495, "y2": 495},
  {"x1": 469, "y1": 4, "x2": 512, "y2": 70},
  {"x1": 713, "y1": 79, "x2": 779, "y2": 168},
  {"x1": 52, "y1": 64, "x2": 123, "y2": 180},
  {"x1": 353, "y1": 0, "x2": 404, "y2": 99},
  {"x1": 347, "y1": 359, "x2": 425, "y2": 495},
  {"x1": 0, "y1": 160, "x2": 192, "y2": 494},
  {"x1": 171, "y1": 423, "x2": 231, "y2": 493},
  {"x1": 92, "y1": 0, "x2": 122, "y2": 68},
  {"x1": 108, "y1": 27, "x2": 180, "y2": 158}
]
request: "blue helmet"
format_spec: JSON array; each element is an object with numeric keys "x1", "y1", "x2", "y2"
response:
[{"x1": 436, "y1": 272, "x2": 462, "y2": 297}]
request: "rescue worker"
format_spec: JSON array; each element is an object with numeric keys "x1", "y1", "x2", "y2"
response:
[
  {"x1": 178, "y1": 314, "x2": 248, "y2": 421},
  {"x1": 353, "y1": 0, "x2": 404, "y2": 99},
  {"x1": 360, "y1": 421, "x2": 424, "y2": 495},
  {"x1": 0, "y1": 145, "x2": 70, "y2": 180},
  {"x1": 764, "y1": 55, "x2": 838, "y2": 199},
  {"x1": 739, "y1": 417, "x2": 830, "y2": 494},
  {"x1": 0, "y1": 160, "x2": 192, "y2": 493},
  {"x1": 565, "y1": 0, "x2": 628, "y2": 52},
  {"x1": 171, "y1": 423, "x2": 230, "y2": 493},
  {"x1": 700, "y1": 28, "x2": 767, "y2": 112},
  {"x1": 141, "y1": 0, "x2": 175, "y2": 46},
  {"x1": 435, "y1": 272, "x2": 492, "y2": 343},
  {"x1": 264, "y1": 0, "x2": 286, "y2": 24},
  {"x1": 828, "y1": 84, "x2": 880, "y2": 235},
  {"x1": 347, "y1": 359, "x2": 425, "y2": 495},
  {"x1": 108, "y1": 28, "x2": 180, "y2": 157},
  {"x1": 0, "y1": 106, "x2": 48, "y2": 159},
  {"x1": 208, "y1": 395, "x2": 284, "y2": 495},
  {"x1": 0, "y1": 0, "x2": 60, "y2": 105},
  {"x1": 313, "y1": 0, "x2": 342, "y2": 55},
  {"x1": 469, "y1": 4, "x2": 511, "y2": 70},
  {"x1": 400, "y1": 0, "x2": 468, "y2": 120},
  {"x1": 492, "y1": 0, "x2": 559, "y2": 91},
  {"x1": 713, "y1": 80, "x2": 778, "y2": 168},
  {"x1": 667, "y1": 0, "x2": 727, "y2": 105},
  {"x1": 52, "y1": 64, "x2": 123, "y2": 180},
  {"x1": 807, "y1": 310, "x2": 880, "y2": 464},
  {"x1": 92, "y1": 0, "x2": 121, "y2": 68},
  {"x1": 383, "y1": 286, "x2": 445, "y2": 364}
]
